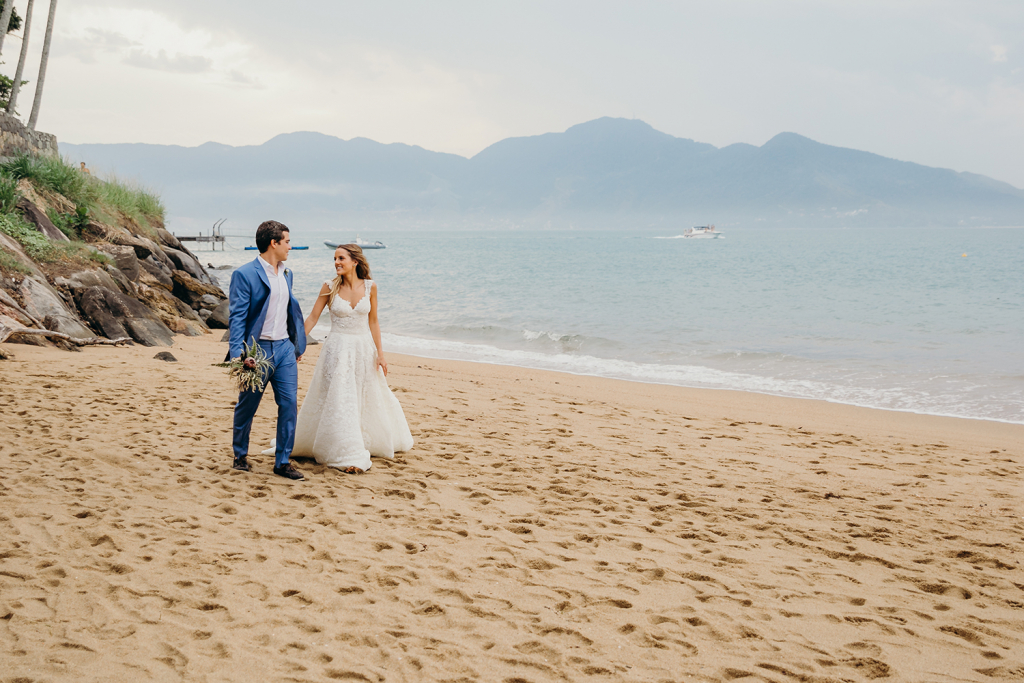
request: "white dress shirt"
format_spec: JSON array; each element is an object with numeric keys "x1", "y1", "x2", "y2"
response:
[{"x1": 258, "y1": 256, "x2": 289, "y2": 341}]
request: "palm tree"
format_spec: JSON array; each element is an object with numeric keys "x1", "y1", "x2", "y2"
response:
[
  {"x1": 27, "y1": 0, "x2": 53, "y2": 130},
  {"x1": 0, "y1": 0, "x2": 15, "y2": 56},
  {"x1": 6, "y1": 0, "x2": 33, "y2": 114}
]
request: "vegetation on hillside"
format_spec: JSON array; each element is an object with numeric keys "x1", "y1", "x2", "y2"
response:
[{"x1": 0, "y1": 153, "x2": 163, "y2": 271}]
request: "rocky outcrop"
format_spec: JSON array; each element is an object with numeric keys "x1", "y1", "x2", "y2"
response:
[
  {"x1": 136, "y1": 284, "x2": 207, "y2": 337},
  {"x1": 98, "y1": 245, "x2": 141, "y2": 282},
  {"x1": 171, "y1": 270, "x2": 225, "y2": 309},
  {"x1": 139, "y1": 256, "x2": 175, "y2": 291},
  {"x1": 104, "y1": 264, "x2": 135, "y2": 296},
  {"x1": 16, "y1": 197, "x2": 69, "y2": 242},
  {"x1": 18, "y1": 276, "x2": 95, "y2": 339},
  {"x1": 207, "y1": 300, "x2": 230, "y2": 329},
  {"x1": 164, "y1": 247, "x2": 214, "y2": 285},
  {"x1": 74, "y1": 286, "x2": 175, "y2": 347},
  {"x1": 55, "y1": 268, "x2": 121, "y2": 293},
  {"x1": 0, "y1": 157, "x2": 227, "y2": 352},
  {"x1": 0, "y1": 288, "x2": 37, "y2": 327}
]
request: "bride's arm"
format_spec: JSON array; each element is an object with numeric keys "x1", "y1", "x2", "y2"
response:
[
  {"x1": 303, "y1": 283, "x2": 331, "y2": 335},
  {"x1": 367, "y1": 282, "x2": 387, "y2": 376}
]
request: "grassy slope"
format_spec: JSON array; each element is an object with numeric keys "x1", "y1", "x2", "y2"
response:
[{"x1": 0, "y1": 153, "x2": 165, "y2": 274}]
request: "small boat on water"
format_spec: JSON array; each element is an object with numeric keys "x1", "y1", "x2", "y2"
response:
[
  {"x1": 683, "y1": 225, "x2": 723, "y2": 239},
  {"x1": 324, "y1": 237, "x2": 387, "y2": 250},
  {"x1": 244, "y1": 246, "x2": 258, "y2": 250}
]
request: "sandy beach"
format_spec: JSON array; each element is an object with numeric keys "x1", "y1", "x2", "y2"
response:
[{"x1": 1, "y1": 334, "x2": 1022, "y2": 682}]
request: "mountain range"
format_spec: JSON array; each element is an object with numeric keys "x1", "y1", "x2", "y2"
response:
[{"x1": 61, "y1": 117, "x2": 1024, "y2": 231}]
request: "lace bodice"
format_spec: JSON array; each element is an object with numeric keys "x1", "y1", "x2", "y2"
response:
[{"x1": 327, "y1": 279, "x2": 372, "y2": 335}]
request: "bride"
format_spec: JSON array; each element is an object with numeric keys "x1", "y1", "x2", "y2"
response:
[{"x1": 291, "y1": 244, "x2": 413, "y2": 473}]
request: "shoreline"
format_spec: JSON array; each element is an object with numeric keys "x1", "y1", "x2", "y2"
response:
[
  {"x1": 388, "y1": 345, "x2": 1024, "y2": 428},
  {"x1": 2, "y1": 334, "x2": 1022, "y2": 681},
  {"x1": 383, "y1": 351, "x2": 1024, "y2": 450}
]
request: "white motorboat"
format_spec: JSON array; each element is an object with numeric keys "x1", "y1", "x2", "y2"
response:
[
  {"x1": 323, "y1": 237, "x2": 387, "y2": 249},
  {"x1": 683, "y1": 225, "x2": 723, "y2": 239}
]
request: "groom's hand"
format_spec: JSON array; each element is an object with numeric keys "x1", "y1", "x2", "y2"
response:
[{"x1": 296, "y1": 355, "x2": 303, "y2": 362}]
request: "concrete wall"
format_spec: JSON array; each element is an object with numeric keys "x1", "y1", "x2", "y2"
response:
[{"x1": 0, "y1": 111, "x2": 58, "y2": 158}]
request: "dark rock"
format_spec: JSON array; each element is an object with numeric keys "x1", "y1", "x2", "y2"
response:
[
  {"x1": 155, "y1": 228, "x2": 184, "y2": 250},
  {"x1": 18, "y1": 276, "x2": 95, "y2": 338},
  {"x1": 104, "y1": 265, "x2": 135, "y2": 296},
  {"x1": 164, "y1": 247, "x2": 214, "y2": 285},
  {"x1": 220, "y1": 329, "x2": 230, "y2": 342},
  {"x1": 138, "y1": 284, "x2": 205, "y2": 324},
  {"x1": 75, "y1": 286, "x2": 174, "y2": 346},
  {"x1": 154, "y1": 351, "x2": 177, "y2": 362},
  {"x1": 16, "y1": 197, "x2": 69, "y2": 242},
  {"x1": 139, "y1": 256, "x2": 174, "y2": 291},
  {"x1": 207, "y1": 300, "x2": 230, "y2": 329},
  {"x1": 172, "y1": 269, "x2": 225, "y2": 308},
  {"x1": 55, "y1": 268, "x2": 120, "y2": 293},
  {"x1": 98, "y1": 245, "x2": 141, "y2": 281},
  {"x1": 198, "y1": 293, "x2": 220, "y2": 309},
  {"x1": 82, "y1": 221, "x2": 153, "y2": 259}
]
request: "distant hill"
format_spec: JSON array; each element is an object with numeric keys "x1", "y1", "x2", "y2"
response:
[{"x1": 61, "y1": 118, "x2": 1024, "y2": 231}]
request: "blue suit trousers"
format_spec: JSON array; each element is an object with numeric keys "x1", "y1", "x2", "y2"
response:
[{"x1": 232, "y1": 339, "x2": 298, "y2": 467}]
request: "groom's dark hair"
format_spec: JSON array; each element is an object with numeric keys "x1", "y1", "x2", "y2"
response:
[{"x1": 256, "y1": 220, "x2": 290, "y2": 253}]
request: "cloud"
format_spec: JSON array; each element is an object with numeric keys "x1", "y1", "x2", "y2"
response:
[
  {"x1": 227, "y1": 70, "x2": 264, "y2": 89},
  {"x1": 85, "y1": 27, "x2": 139, "y2": 49},
  {"x1": 123, "y1": 49, "x2": 212, "y2": 74},
  {"x1": 991, "y1": 45, "x2": 1008, "y2": 63}
]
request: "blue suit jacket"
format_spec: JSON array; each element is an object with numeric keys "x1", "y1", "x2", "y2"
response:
[{"x1": 227, "y1": 257, "x2": 307, "y2": 360}]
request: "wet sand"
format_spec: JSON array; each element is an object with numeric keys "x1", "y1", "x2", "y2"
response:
[{"x1": 1, "y1": 335, "x2": 1022, "y2": 682}]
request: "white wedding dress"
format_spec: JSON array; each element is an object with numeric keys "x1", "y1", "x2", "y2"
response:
[{"x1": 292, "y1": 280, "x2": 413, "y2": 470}]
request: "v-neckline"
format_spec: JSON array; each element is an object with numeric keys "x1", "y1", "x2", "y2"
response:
[{"x1": 338, "y1": 280, "x2": 368, "y2": 310}]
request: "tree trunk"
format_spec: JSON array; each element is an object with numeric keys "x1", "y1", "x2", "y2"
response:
[
  {"x1": 27, "y1": 0, "x2": 55, "y2": 131},
  {"x1": 1, "y1": 313, "x2": 131, "y2": 346},
  {"x1": 6, "y1": 0, "x2": 33, "y2": 114},
  {"x1": 0, "y1": 0, "x2": 15, "y2": 56}
]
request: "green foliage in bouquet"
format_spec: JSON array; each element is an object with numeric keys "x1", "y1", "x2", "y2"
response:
[{"x1": 214, "y1": 339, "x2": 272, "y2": 393}]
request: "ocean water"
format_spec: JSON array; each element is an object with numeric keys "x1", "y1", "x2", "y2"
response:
[{"x1": 199, "y1": 227, "x2": 1024, "y2": 424}]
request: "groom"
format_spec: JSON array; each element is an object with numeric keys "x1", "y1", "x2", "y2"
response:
[{"x1": 228, "y1": 220, "x2": 307, "y2": 480}]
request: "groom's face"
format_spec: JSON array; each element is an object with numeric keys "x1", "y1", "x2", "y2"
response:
[{"x1": 269, "y1": 231, "x2": 291, "y2": 261}]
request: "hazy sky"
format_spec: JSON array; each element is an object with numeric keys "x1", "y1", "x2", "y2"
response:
[{"x1": 8, "y1": 1, "x2": 1024, "y2": 186}]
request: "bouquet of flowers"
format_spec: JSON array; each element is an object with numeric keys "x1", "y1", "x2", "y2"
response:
[{"x1": 215, "y1": 338, "x2": 272, "y2": 393}]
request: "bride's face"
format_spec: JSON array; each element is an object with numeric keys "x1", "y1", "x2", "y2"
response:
[{"x1": 334, "y1": 249, "x2": 356, "y2": 276}]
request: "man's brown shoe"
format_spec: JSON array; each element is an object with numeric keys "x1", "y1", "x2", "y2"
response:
[
  {"x1": 232, "y1": 458, "x2": 251, "y2": 472},
  {"x1": 273, "y1": 463, "x2": 304, "y2": 480}
]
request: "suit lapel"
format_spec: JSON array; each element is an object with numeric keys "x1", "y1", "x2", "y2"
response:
[{"x1": 253, "y1": 257, "x2": 270, "y2": 290}]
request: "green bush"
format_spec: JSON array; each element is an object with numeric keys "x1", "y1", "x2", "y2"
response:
[
  {"x1": 0, "y1": 211, "x2": 52, "y2": 260},
  {"x1": 46, "y1": 205, "x2": 90, "y2": 240},
  {"x1": 0, "y1": 175, "x2": 20, "y2": 214}
]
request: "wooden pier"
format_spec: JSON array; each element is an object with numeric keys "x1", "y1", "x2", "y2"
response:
[{"x1": 174, "y1": 220, "x2": 227, "y2": 250}]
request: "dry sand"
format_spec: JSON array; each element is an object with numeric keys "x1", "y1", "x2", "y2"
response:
[{"x1": 1, "y1": 334, "x2": 1022, "y2": 683}]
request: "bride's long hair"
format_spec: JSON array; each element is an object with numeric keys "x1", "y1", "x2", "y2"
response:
[{"x1": 328, "y1": 244, "x2": 372, "y2": 307}]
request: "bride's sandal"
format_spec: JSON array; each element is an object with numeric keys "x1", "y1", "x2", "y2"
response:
[{"x1": 341, "y1": 466, "x2": 364, "y2": 474}]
